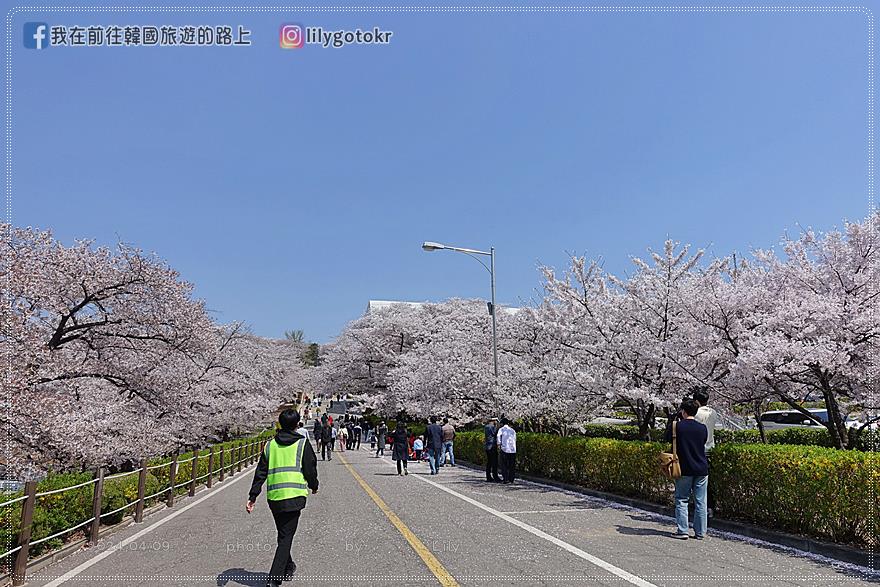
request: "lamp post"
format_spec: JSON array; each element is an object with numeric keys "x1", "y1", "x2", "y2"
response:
[{"x1": 421, "y1": 241, "x2": 498, "y2": 377}]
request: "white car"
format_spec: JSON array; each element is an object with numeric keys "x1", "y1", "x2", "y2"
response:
[{"x1": 758, "y1": 408, "x2": 859, "y2": 431}]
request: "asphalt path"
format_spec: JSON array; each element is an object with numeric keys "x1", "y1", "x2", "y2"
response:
[{"x1": 27, "y1": 437, "x2": 879, "y2": 586}]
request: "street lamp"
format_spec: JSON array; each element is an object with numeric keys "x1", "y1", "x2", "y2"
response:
[{"x1": 421, "y1": 241, "x2": 498, "y2": 377}]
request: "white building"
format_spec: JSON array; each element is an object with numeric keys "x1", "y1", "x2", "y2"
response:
[{"x1": 365, "y1": 299, "x2": 521, "y2": 316}]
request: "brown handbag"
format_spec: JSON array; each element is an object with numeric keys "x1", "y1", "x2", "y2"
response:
[{"x1": 658, "y1": 420, "x2": 682, "y2": 479}]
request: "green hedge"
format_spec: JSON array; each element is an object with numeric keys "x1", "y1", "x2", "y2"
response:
[
  {"x1": 0, "y1": 430, "x2": 274, "y2": 564},
  {"x1": 714, "y1": 426, "x2": 877, "y2": 451},
  {"x1": 578, "y1": 423, "x2": 877, "y2": 451},
  {"x1": 457, "y1": 431, "x2": 671, "y2": 505},
  {"x1": 711, "y1": 443, "x2": 877, "y2": 546},
  {"x1": 580, "y1": 424, "x2": 663, "y2": 442},
  {"x1": 455, "y1": 431, "x2": 878, "y2": 549}
]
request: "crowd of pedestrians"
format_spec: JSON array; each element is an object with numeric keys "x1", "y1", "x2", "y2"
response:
[{"x1": 249, "y1": 387, "x2": 718, "y2": 587}]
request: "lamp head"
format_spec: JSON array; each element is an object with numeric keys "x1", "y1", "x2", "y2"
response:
[{"x1": 422, "y1": 241, "x2": 445, "y2": 251}]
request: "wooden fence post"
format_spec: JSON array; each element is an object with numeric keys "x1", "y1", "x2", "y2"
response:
[
  {"x1": 237, "y1": 443, "x2": 243, "y2": 473},
  {"x1": 135, "y1": 459, "x2": 147, "y2": 523},
  {"x1": 167, "y1": 453, "x2": 178, "y2": 507},
  {"x1": 207, "y1": 447, "x2": 214, "y2": 488},
  {"x1": 88, "y1": 468, "x2": 104, "y2": 546},
  {"x1": 12, "y1": 481, "x2": 37, "y2": 587},
  {"x1": 189, "y1": 451, "x2": 198, "y2": 497},
  {"x1": 219, "y1": 447, "x2": 225, "y2": 482}
]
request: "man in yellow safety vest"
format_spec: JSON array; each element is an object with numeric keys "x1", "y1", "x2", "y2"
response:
[{"x1": 247, "y1": 409, "x2": 318, "y2": 586}]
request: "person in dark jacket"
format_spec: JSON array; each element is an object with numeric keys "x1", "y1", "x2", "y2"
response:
[
  {"x1": 320, "y1": 421, "x2": 333, "y2": 461},
  {"x1": 664, "y1": 399, "x2": 709, "y2": 540},
  {"x1": 247, "y1": 409, "x2": 318, "y2": 587},
  {"x1": 312, "y1": 419, "x2": 322, "y2": 450},
  {"x1": 425, "y1": 416, "x2": 444, "y2": 475},
  {"x1": 375, "y1": 422, "x2": 387, "y2": 457},
  {"x1": 391, "y1": 421, "x2": 409, "y2": 475},
  {"x1": 484, "y1": 417, "x2": 501, "y2": 482}
]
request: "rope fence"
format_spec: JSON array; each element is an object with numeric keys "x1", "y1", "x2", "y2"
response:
[
  {"x1": 99, "y1": 499, "x2": 141, "y2": 520},
  {"x1": 29, "y1": 518, "x2": 95, "y2": 548},
  {"x1": 103, "y1": 468, "x2": 143, "y2": 481},
  {"x1": 34, "y1": 478, "x2": 98, "y2": 498},
  {"x1": 0, "y1": 495, "x2": 27, "y2": 509},
  {"x1": 0, "y1": 431, "x2": 271, "y2": 587}
]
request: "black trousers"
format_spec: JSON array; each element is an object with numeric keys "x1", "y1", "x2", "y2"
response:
[
  {"x1": 321, "y1": 440, "x2": 333, "y2": 460},
  {"x1": 486, "y1": 449, "x2": 500, "y2": 480},
  {"x1": 500, "y1": 451, "x2": 516, "y2": 483},
  {"x1": 269, "y1": 509, "x2": 301, "y2": 580},
  {"x1": 396, "y1": 458, "x2": 408, "y2": 474}
]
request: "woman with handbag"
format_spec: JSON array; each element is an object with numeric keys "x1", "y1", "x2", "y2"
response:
[{"x1": 663, "y1": 399, "x2": 709, "y2": 540}]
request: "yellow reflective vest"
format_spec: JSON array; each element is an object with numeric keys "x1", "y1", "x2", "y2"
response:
[{"x1": 265, "y1": 438, "x2": 309, "y2": 501}]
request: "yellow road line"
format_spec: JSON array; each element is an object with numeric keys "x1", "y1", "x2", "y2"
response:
[{"x1": 339, "y1": 453, "x2": 459, "y2": 587}]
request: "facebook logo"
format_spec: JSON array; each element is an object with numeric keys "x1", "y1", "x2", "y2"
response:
[{"x1": 24, "y1": 22, "x2": 49, "y2": 49}]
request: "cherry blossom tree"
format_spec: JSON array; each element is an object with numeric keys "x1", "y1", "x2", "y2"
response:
[
  {"x1": 727, "y1": 215, "x2": 880, "y2": 448},
  {"x1": 315, "y1": 303, "x2": 430, "y2": 413},
  {"x1": 2, "y1": 225, "x2": 308, "y2": 475},
  {"x1": 539, "y1": 243, "x2": 722, "y2": 439},
  {"x1": 387, "y1": 299, "x2": 505, "y2": 420}
]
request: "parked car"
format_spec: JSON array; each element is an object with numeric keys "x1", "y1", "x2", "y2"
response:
[
  {"x1": 588, "y1": 417, "x2": 635, "y2": 426},
  {"x1": 759, "y1": 408, "x2": 858, "y2": 431}
]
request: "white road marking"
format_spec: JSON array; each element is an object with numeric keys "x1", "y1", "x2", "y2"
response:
[
  {"x1": 501, "y1": 508, "x2": 598, "y2": 515},
  {"x1": 41, "y1": 464, "x2": 257, "y2": 587},
  {"x1": 412, "y1": 472, "x2": 657, "y2": 587}
]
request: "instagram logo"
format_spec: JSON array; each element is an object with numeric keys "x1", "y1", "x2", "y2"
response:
[{"x1": 279, "y1": 23, "x2": 304, "y2": 49}]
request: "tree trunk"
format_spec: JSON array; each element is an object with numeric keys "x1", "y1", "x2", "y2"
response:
[
  {"x1": 637, "y1": 403, "x2": 656, "y2": 441},
  {"x1": 820, "y1": 380, "x2": 849, "y2": 449},
  {"x1": 754, "y1": 403, "x2": 767, "y2": 443}
]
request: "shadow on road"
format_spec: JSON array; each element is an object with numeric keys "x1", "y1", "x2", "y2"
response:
[
  {"x1": 615, "y1": 524, "x2": 678, "y2": 538},
  {"x1": 217, "y1": 568, "x2": 269, "y2": 587}
]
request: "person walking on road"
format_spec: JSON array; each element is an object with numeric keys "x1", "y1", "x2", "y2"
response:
[
  {"x1": 247, "y1": 409, "x2": 318, "y2": 587},
  {"x1": 497, "y1": 418, "x2": 517, "y2": 484},
  {"x1": 353, "y1": 421, "x2": 362, "y2": 450},
  {"x1": 665, "y1": 399, "x2": 709, "y2": 540},
  {"x1": 320, "y1": 421, "x2": 333, "y2": 461},
  {"x1": 346, "y1": 422, "x2": 355, "y2": 450},
  {"x1": 425, "y1": 416, "x2": 444, "y2": 475},
  {"x1": 391, "y1": 421, "x2": 410, "y2": 475},
  {"x1": 440, "y1": 418, "x2": 456, "y2": 467},
  {"x1": 375, "y1": 422, "x2": 388, "y2": 457},
  {"x1": 338, "y1": 425, "x2": 347, "y2": 452},
  {"x1": 413, "y1": 435, "x2": 424, "y2": 461},
  {"x1": 484, "y1": 417, "x2": 501, "y2": 482},
  {"x1": 312, "y1": 419, "x2": 322, "y2": 450}
]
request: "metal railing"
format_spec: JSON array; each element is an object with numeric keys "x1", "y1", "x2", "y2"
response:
[{"x1": 0, "y1": 434, "x2": 269, "y2": 586}]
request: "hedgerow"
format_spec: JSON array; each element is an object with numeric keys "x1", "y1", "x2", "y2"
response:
[{"x1": 455, "y1": 431, "x2": 878, "y2": 549}]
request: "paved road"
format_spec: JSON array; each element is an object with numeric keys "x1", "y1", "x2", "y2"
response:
[{"x1": 28, "y1": 439, "x2": 878, "y2": 587}]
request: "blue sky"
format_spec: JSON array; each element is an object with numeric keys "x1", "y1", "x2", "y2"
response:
[{"x1": 10, "y1": 6, "x2": 872, "y2": 342}]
